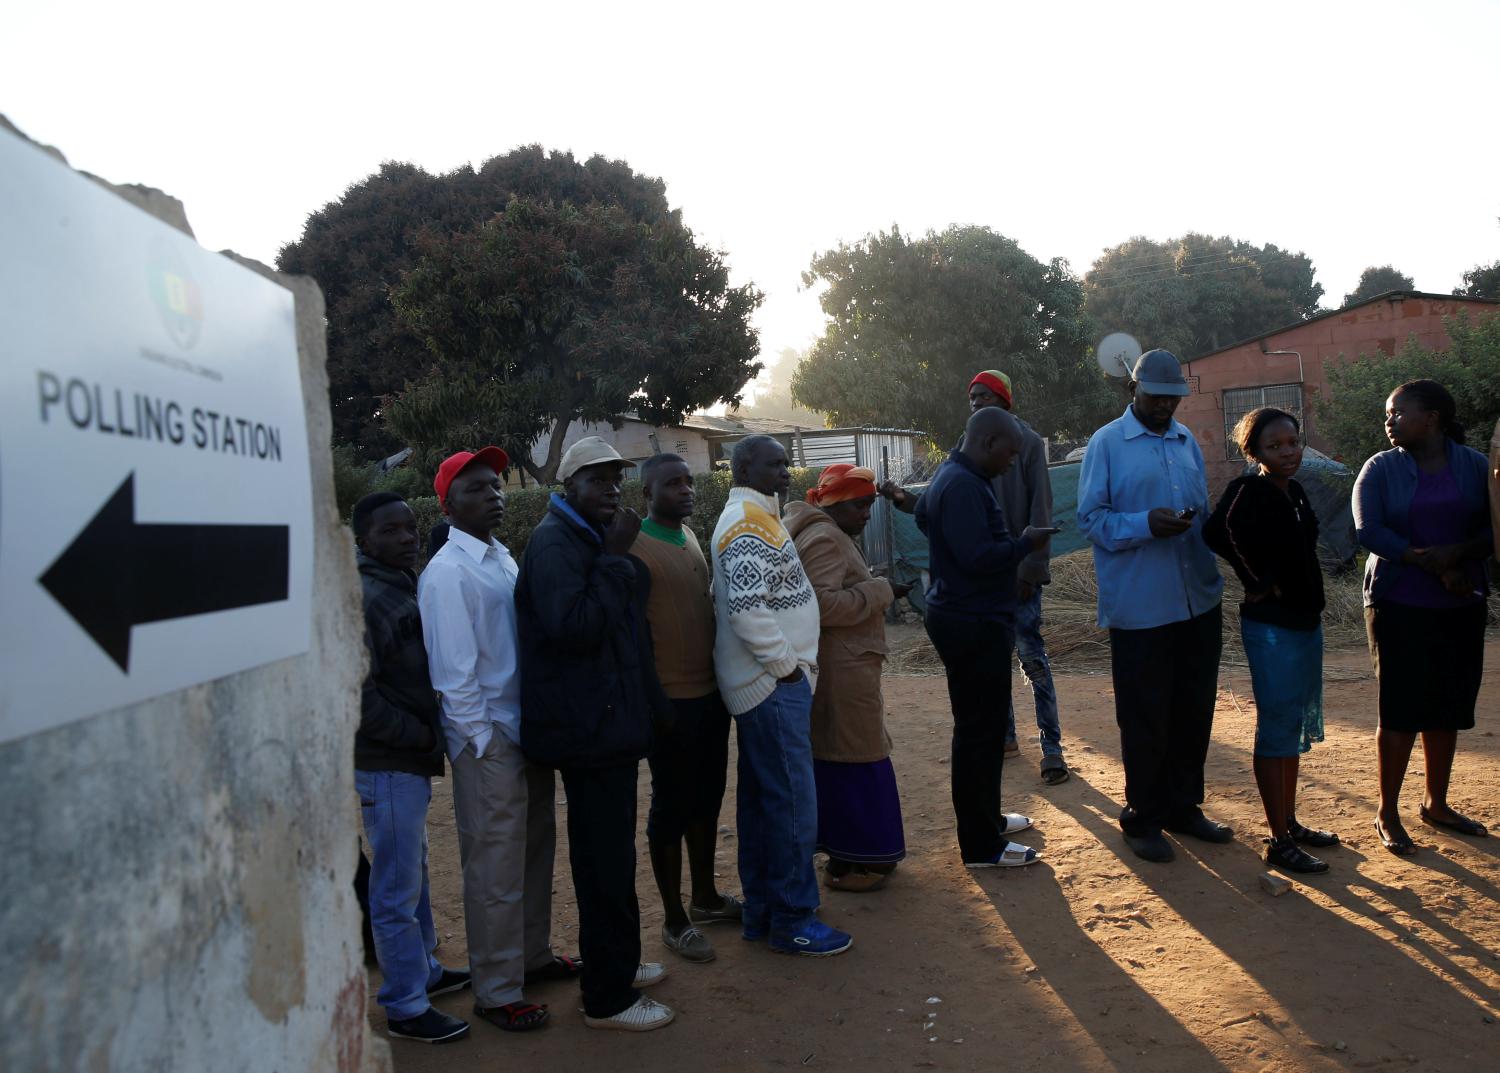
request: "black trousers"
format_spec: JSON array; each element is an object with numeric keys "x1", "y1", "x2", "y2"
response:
[
  {"x1": 924, "y1": 608, "x2": 1016, "y2": 861},
  {"x1": 560, "y1": 763, "x2": 642, "y2": 1019},
  {"x1": 1109, "y1": 605, "x2": 1223, "y2": 835}
]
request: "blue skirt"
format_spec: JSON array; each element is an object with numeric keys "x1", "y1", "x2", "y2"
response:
[
  {"x1": 1242, "y1": 620, "x2": 1324, "y2": 757},
  {"x1": 813, "y1": 757, "x2": 907, "y2": 865}
]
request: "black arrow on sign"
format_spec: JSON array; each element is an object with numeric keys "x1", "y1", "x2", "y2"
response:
[{"x1": 38, "y1": 472, "x2": 290, "y2": 673}]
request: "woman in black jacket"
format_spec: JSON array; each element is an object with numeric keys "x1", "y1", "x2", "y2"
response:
[{"x1": 1204, "y1": 408, "x2": 1337, "y2": 874}]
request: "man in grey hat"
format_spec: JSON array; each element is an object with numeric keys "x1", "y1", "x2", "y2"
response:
[
  {"x1": 1076, "y1": 350, "x2": 1229, "y2": 864},
  {"x1": 516, "y1": 435, "x2": 676, "y2": 1032}
]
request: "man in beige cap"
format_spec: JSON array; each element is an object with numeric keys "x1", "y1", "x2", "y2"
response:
[{"x1": 516, "y1": 436, "x2": 676, "y2": 1031}]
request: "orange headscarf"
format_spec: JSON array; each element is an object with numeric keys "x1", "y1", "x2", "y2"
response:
[{"x1": 806, "y1": 464, "x2": 878, "y2": 506}]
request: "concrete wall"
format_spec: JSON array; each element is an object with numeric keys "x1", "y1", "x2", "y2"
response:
[
  {"x1": 0, "y1": 120, "x2": 386, "y2": 1073},
  {"x1": 1177, "y1": 293, "x2": 1500, "y2": 491}
]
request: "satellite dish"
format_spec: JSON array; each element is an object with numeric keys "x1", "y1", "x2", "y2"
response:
[{"x1": 1096, "y1": 332, "x2": 1141, "y2": 378}]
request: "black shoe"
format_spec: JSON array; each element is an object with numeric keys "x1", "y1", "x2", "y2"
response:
[
  {"x1": 1266, "y1": 836, "x2": 1328, "y2": 874},
  {"x1": 1123, "y1": 830, "x2": 1175, "y2": 863},
  {"x1": 1288, "y1": 819, "x2": 1340, "y2": 848},
  {"x1": 428, "y1": 967, "x2": 471, "y2": 998},
  {"x1": 1165, "y1": 813, "x2": 1234, "y2": 844},
  {"x1": 388, "y1": 1007, "x2": 470, "y2": 1044}
]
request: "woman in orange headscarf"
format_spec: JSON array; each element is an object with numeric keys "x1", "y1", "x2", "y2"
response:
[{"x1": 784, "y1": 465, "x2": 911, "y2": 892}]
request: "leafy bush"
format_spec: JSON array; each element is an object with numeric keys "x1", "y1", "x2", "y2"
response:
[
  {"x1": 1317, "y1": 310, "x2": 1500, "y2": 469},
  {"x1": 332, "y1": 444, "x2": 435, "y2": 520}
]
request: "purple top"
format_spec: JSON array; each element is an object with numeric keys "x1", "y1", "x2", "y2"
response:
[{"x1": 1383, "y1": 467, "x2": 1486, "y2": 608}]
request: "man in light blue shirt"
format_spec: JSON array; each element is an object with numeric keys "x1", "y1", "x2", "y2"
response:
[{"x1": 1077, "y1": 350, "x2": 1230, "y2": 864}]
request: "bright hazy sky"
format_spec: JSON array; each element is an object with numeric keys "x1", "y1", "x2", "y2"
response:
[{"x1": 7, "y1": 0, "x2": 1499, "y2": 376}]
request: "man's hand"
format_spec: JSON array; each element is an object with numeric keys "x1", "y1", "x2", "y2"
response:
[
  {"x1": 877, "y1": 479, "x2": 907, "y2": 506},
  {"x1": 778, "y1": 667, "x2": 805, "y2": 685},
  {"x1": 1420, "y1": 544, "x2": 1464, "y2": 575},
  {"x1": 1440, "y1": 568, "x2": 1474, "y2": 597},
  {"x1": 1147, "y1": 508, "x2": 1193, "y2": 538},
  {"x1": 890, "y1": 579, "x2": 915, "y2": 599},
  {"x1": 603, "y1": 506, "x2": 643, "y2": 556},
  {"x1": 1021, "y1": 526, "x2": 1055, "y2": 552},
  {"x1": 1016, "y1": 580, "x2": 1036, "y2": 603}
]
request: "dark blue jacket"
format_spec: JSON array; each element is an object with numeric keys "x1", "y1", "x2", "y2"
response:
[
  {"x1": 1353, "y1": 438, "x2": 1493, "y2": 605},
  {"x1": 915, "y1": 450, "x2": 1036, "y2": 621},
  {"x1": 516, "y1": 496, "x2": 661, "y2": 768}
]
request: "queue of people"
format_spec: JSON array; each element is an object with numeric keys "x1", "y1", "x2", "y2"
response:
[{"x1": 351, "y1": 355, "x2": 1492, "y2": 1044}]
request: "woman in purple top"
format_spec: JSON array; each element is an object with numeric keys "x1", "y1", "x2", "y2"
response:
[{"x1": 1354, "y1": 379, "x2": 1493, "y2": 856}]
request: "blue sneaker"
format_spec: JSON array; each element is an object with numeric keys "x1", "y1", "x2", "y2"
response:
[{"x1": 768, "y1": 919, "x2": 852, "y2": 957}]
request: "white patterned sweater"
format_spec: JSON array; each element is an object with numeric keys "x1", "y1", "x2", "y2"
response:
[{"x1": 710, "y1": 487, "x2": 821, "y2": 715}]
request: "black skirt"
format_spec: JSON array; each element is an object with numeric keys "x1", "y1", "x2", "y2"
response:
[{"x1": 1365, "y1": 600, "x2": 1486, "y2": 732}]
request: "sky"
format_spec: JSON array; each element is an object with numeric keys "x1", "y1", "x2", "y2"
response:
[{"x1": 6, "y1": 0, "x2": 1499, "y2": 388}]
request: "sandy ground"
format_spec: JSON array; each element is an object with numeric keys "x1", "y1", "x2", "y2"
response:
[{"x1": 372, "y1": 634, "x2": 1500, "y2": 1073}]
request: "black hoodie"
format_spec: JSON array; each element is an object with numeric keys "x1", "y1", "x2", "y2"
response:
[{"x1": 356, "y1": 552, "x2": 445, "y2": 777}]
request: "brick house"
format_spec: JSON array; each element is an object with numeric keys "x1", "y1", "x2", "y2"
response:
[{"x1": 1173, "y1": 290, "x2": 1500, "y2": 491}]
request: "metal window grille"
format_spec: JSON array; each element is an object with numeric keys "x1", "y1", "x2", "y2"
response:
[{"x1": 1222, "y1": 384, "x2": 1303, "y2": 458}]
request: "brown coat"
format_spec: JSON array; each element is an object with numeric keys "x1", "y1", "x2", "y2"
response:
[{"x1": 784, "y1": 501, "x2": 895, "y2": 763}]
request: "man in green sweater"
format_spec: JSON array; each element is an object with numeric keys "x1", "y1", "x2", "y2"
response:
[{"x1": 629, "y1": 454, "x2": 742, "y2": 963}]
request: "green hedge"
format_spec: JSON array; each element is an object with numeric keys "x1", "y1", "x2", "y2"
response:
[{"x1": 346, "y1": 462, "x2": 825, "y2": 565}]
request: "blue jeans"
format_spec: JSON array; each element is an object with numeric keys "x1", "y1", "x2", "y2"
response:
[
  {"x1": 733, "y1": 677, "x2": 820, "y2": 934},
  {"x1": 356, "y1": 769, "x2": 444, "y2": 1020},
  {"x1": 1004, "y1": 588, "x2": 1063, "y2": 759}
]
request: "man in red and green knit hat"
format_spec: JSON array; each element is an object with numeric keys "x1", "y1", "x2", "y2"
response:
[{"x1": 882, "y1": 369, "x2": 1068, "y2": 785}]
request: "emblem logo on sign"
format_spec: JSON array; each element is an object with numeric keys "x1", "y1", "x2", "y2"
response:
[{"x1": 146, "y1": 240, "x2": 204, "y2": 349}]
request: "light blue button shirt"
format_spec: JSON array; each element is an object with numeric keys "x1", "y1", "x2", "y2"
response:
[{"x1": 1077, "y1": 407, "x2": 1223, "y2": 630}]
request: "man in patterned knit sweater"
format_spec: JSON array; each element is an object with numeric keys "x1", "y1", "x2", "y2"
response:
[{"x1": 711, "y1": 436, "x2": 852, "y2": 957}]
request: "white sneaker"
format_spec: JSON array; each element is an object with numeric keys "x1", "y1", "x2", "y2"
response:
[
  {"x1": 634, "y1": 962, "x2": 668, "y2": 988},
  {"x1": 584, "y1": 996, "x2": 676, "y2": 1032}
]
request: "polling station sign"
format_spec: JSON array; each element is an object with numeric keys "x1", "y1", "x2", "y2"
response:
[{"x1": 0, "y1": 129, "x2": 313, "y2": 743}]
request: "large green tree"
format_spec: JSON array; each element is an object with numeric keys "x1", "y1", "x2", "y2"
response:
[
  {"x1": 1343, "y1": 264, "x2": 1416, "y2": 307},
  {"x1": 387, "y1": 195, "x2": 762, "y2": 483},
  {"x1": 1455, "y1": 260, "x2": 1500, "y2": 300},
  {"x1": 790, "y1": 225, "x2": 1115, "y2": 443},
  {"x1": 1082, "y1": 234, "x2": 1323, "y2": 358},
  {"x1": 276, "y1": 146, "x2": 739, "y2": 459},
  {"x1": 1316, "y1": 310, "x2": 1500, "y2": 468}
]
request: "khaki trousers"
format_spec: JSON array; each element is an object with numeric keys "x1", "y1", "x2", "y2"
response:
[{"x1": 449, "y1": 729, "x2": 556, "y2": 1007}]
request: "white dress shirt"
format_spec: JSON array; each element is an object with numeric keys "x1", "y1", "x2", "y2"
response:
[{"x1": 417, "y1": 527, "x2": 522, "y2": 761}]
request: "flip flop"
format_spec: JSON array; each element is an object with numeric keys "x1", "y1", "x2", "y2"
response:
[
  {"x1": 966, "y1": 841, "x2": 1039, "y2": 869},
  {"x1": 1419, "y1": 806, "x2": 1489, "y2": 837},
  {"x1": 1002, "y1": 813, "x2": 1034, "y2": 835},
  {"x1": 1374, "y1": 818, "x2": 1416, "y2": 857},
  {"x1": 1041, "y1": 758, "x2": 1070, "y2": 785}
]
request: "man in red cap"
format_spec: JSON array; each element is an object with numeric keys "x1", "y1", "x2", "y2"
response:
[
  {"x1": 418, "y1": 448, "x2": 574, "y2": 1034},
  {"x1": 882, "y1": 370, "x2": 1068, "y2": 785}
]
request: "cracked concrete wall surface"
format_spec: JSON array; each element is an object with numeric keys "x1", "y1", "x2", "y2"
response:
[{"x1": 0, "y1": 117, "x2": 390, "y2": 1073}]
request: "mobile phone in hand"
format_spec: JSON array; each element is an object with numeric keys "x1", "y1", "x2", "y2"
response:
[{"x1": 1177, "y1": 508, "x2": 1197, "y2": 520}]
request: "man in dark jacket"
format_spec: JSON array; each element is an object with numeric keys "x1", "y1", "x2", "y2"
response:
[
  {"x1": 915, "y1": 409, "x2": 1054, "y2": 869},
  {"x1": 517, "y1": 436, "x2": 675, "y2": 1033},
  {"x1": 353, "y1": 492, "x2": 470, "y2": 1045}
]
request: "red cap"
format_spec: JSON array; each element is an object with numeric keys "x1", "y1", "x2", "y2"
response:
[
  {"x1": 968, "y1": 370, "x2": 1013, "y2": 409},
  {"x1": 433, "y1": 447, "x2": 511, "y2": 504}
]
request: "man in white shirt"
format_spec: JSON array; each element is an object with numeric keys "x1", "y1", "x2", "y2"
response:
[{"x1": 418, "y1": 447, "x2": 572, "y2": 1033}]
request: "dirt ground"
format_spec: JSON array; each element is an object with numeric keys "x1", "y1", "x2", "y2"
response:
[{"x1": 372, "y1": 633, "x2": 1500, "y2": 1073}]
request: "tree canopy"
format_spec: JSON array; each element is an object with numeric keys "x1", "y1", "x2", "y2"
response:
[
  {"x1": 276, "y1": 146, "x2": 758, "y2": 466},
  {"x1": 1342, "y1": 264, "x2": 1416, "y2": 307},
  {"x1": 1316, "y1": 310, "x2": 1500, "y2": 468},
  {"x1": 384, "y1": 192, "x2": 762, "y2": 483},
  {"x1": 790, "y1": 225, "x2": 1117, "y2": 444},
  {"x1": 1455, "y1": 260, "x2": 1500, "y2": 300},
  {"x1": 1081, "y1": 234, "x2": 1323, "y2": 359}
]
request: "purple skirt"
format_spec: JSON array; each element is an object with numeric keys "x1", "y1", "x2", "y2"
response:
[{"x1": 814, "y1": 757, "x2": 907, "y2": 865}]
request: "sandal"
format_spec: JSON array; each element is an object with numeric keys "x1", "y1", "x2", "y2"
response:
[
  {"x1": 474, "y1": 1001, "x2": 550, "y2": 1032},
  {"x1": 1265, "y1": 836, "x2": 1328, "y2": 874},
  {"x1": 1288, "y1": 820, "x2": 1340, "y2": 848},
  {"x1": 524, "y1": 954, "x2": 582, "y2": 985},
  {"x1": 1002, "y1": 813, "x2": 1034, "y2": 835},
  {"x1": 1374, "y1": 817, "x2": 1416, "y2": 857},
  {"x1": 965, "y1": 841, "x2": 1039, "y2": 868},
  {"x1": 1041, "y1": 758, "x2": 1070, "y2": 786},
  {"x1": 1419, "y1": 806, "x2": 1489, "y2": 837}
]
